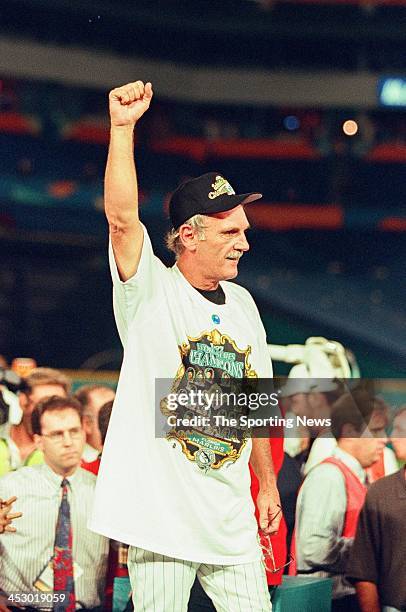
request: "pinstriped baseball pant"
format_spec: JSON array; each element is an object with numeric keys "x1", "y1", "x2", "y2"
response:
[{"x1": 127, "y1": 546, "x2": 272, "y2": 612}]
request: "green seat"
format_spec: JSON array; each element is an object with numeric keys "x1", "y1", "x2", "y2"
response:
[
  {"x1": 272, "y1": 575, "x2": 332, "y2": 612},
  {"x1": 112, "y1": 576, "x2": 131, "y2": 612}
]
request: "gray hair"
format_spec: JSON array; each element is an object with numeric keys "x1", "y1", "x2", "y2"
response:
[{"x1": 165, "y1": 214, "x2": 207, "y2": 258}]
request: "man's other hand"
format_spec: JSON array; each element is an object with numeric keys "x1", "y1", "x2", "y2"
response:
[{"x1": 0, "y1": 496, "x2": 22, "y2": 534}]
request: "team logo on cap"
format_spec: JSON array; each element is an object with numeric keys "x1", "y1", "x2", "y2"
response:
[{"x1": 208, "y1": 176, "x2": 235, "y2": 200}]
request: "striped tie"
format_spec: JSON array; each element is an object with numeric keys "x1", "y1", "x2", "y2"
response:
[{"x1": 53, "y1": 478, "x2": 75, "y2": 611}]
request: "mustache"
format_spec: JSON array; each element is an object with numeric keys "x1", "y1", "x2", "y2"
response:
[
  {"x1": 226, "y1": 251, "x2": 242, "y2": 260},
  {"x1": 226, "y1": 251, "x2": 243, "y2": 261}
]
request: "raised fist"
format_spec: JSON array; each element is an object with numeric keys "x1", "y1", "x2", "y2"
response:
[{"x1": 109, "y1": 81, "x2": 153, "y2": 127}]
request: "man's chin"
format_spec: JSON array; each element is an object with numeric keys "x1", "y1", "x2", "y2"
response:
[
  {"x1": 370, "y1": 451, "x2": 381, "y2": 464},
  {"x1": 61, "y1": 454, "x2": 80, "y2": 468},
  {"x1": 224, "y1": 262, "x2": 239, "y2": 280}
]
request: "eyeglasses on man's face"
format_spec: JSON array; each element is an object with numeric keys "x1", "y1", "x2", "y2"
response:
[{"x1": 41, "y1": 427, "x2": 83, "y2": 444}]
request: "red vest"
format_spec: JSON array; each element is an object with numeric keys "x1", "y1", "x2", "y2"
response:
[
  {"x1": 289, "y1": 456, "x2": 367, "y2": 575},
  {"x1": 322, "y1": 457, "x2": 367, "y2": 537}
]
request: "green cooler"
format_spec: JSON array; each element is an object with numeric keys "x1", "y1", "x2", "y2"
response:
[{"x1": 272, "y1": 575, "x2": 332, "y2": 612}]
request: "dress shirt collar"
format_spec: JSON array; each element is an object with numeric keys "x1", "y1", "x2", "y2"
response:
[
  {"x1": 39, "y1": 462, "x2": 82, "y2": 490},
  {"x1": 333, "y1": 446, "x2": 366, "y2": 484}
]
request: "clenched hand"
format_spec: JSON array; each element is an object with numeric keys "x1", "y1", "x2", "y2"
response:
[{"x1": 109, "y1": 81, "x2": 153, "y2": 127}]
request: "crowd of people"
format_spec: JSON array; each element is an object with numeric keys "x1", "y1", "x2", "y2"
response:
[
  {"x1": 284, "y1": 385, "x2": 406, "y2": 612},
  {"x1": 0, "y1": 366, "x2": 119, "y2": 611},
  {"x1": 0, "y1": 364, "x2": 405, "y2": 611}
]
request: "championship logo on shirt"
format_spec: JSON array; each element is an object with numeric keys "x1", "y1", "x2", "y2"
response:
[{"x1": 163, "y1": 329, "x2": 257, "y2": 471}]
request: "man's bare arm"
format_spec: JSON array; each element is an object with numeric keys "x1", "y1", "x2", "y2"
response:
[
  {"x1": 355, "y1": 581, "x2": 380, "y2": 612},
  {"x1": 105, "y1": 81, "x2": 153, "y2": 281},
  {"x1": 250, "y1": 437, "x2": 281, "y2": 534}
]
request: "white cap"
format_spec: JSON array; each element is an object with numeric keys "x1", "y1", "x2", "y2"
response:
[{"x1": 280, "y1": 364, "x2": 338, "y2": 397}]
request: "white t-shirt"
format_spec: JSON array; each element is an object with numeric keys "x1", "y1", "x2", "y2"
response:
[{"x1": 89, "y1": 225, "x2": 273, "y2": 564}]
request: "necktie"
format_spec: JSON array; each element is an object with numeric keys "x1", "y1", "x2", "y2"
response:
[{"x1": 53, "y1": 478, "x2": 75, "y2": 611}]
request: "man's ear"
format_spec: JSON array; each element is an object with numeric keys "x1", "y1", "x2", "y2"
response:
[
  {"x1": 82, "y1": 415, "x2": 93, "y2": 436},
  {"x1": 19, "y1": 392, "x2": 29, "y2": 410},
  {"x1": 33, "y1": 433, "x2": 44, "y2": 452},
  {"x1": 178, "y1": 225, "x2": 199, "y2": 252}
]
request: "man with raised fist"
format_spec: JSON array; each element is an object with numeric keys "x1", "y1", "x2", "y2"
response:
[{"x1": 90, "y1": 81, "x2": 281, "y2": 611}]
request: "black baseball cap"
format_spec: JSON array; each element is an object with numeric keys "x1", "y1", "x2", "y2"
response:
[{"x1": 169, "y1": 172, "x2": 262, "y2": 229}]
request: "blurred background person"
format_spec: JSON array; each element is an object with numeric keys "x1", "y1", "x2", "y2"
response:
[
  {"x1": 81, "y1": 400, "x2": 125, "y2": 611},
  {"x1": 74, "y1": 384, "x2": 115, "y2": 462},
  {"x1": 280, "y1": 368, "x2": 341, "y2": 473},
  {"x1": 292, "y1": 392, "x2": 387, "y2": 612},
  {"x1": 81, "y1": 399, "x2": 114, "y2": 474},
  {"x1": 0, "y1": 395, "x2": 108, "y2": 610},
  {"x1": 390, "y1": 405, "x2": 406, "y2": 468},
  {"x1": 0, "y1": 368, "x2": 70, "y2": 475},
  {"x1": 306, "y1": 392, "x2": 398, "y2": 482},
  {"x1": 363, "y1": 397, "x2": 399, "y2": 483},
  {"x1": 347, "y1": 406, "x2": 406, "y2": 612}
]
